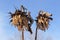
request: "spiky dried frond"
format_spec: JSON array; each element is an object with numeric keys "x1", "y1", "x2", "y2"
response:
[
  {"x1": 36, "y1": 10, "x2": 53, "y2": 31},
  {"x1": 9, "y1": 6, "x2": 33, "y2": 34}
]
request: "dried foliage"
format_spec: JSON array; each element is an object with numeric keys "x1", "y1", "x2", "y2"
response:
[
  {"x1": 35, "y1": 10, "x2": 53, "y2": 31},
  {"x1": 9, "y1": 5, "x2": 34, "y2": 34}
]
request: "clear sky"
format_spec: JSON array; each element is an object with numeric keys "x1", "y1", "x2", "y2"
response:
[{"x1": 0, "y1": 0, "x2": 60, "y2": 40}]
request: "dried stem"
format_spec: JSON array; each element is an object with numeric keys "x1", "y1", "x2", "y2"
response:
[
  {"x1": 22, "y1": 28, "x2": 24, "y2": 40},
  {"x1": 35, "y1": 27, "x2": 37, "y2": 40}
]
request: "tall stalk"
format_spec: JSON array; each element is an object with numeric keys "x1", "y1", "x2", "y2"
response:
[
  {"x1": 35, "y1": 27, "x2": 37, "y2": 40},
  {"x1": 22, "y1": 28, "x2": 24, "y2": 40}
]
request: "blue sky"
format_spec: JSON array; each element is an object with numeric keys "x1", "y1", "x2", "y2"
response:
[{"x1": 0, "y1": 0, "x2": 60, "y2": 40}]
